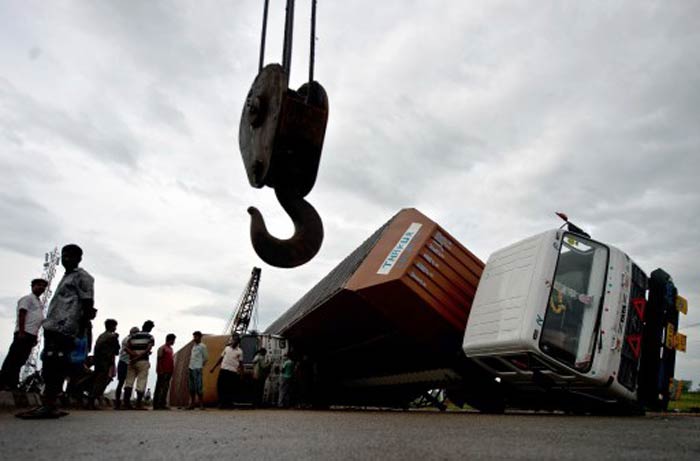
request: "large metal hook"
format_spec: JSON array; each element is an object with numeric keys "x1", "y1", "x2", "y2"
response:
[
  {"x1": 247, "y1": 188, "x2": 324, "y2": 268},
  {"x1": 240, "y1": 0, "x2": 327, "y2": 268}
]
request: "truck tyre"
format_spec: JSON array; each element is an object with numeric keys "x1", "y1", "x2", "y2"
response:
[{"x1": 468, "y1": 396, "x2": 506, "y2": 414}]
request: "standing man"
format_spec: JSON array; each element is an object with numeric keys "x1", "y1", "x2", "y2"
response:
[
  {"x1": 153, "y1": 333, "x2": 176, "y2": 410},
  {"x1": 278, "y1": 353, "x2": 294, "y2": 408},
  {"x1": 88, "y1": 318, "x2": 120, "y2": 409},
  {"x1": 0, "y1": 278, "x2": 48, "y2": 391},
  {"x1": 114, "y1": 326, "x2": 138, "y2": 409},
  {"x1": 252, "y1": 347, "x2": 271, "y2": 408},
  {"x1": 17, "y1": 244, "x2": 95, "y2": 419},
  {"x1": 210, "y1": 334, "x2": 243, "y2": 409},
  {"x1": 123, "y1": 320, "x2": 155, "y2": 410},
  {"x1": 188, "y1": 331, "x2": 208, "y2": 410}
]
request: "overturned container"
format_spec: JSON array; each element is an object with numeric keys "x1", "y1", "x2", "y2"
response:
[{"x1": 265, "y1": 208, "x2": 485, "y2": 407}]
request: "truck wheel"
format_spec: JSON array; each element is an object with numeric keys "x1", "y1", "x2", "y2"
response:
[
  {"x1": 469, "y1": 397, "x2": 506, "y2": 414},
  {"x1": 595, "y1": 401, "x2": 645, "y2": 416}
]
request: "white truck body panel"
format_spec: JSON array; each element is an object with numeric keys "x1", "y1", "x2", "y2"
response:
[{"x1": 463, "y1": 230, "x2": 558, "y2": 356}]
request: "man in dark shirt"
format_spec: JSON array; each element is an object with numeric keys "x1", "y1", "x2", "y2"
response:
[
  {"x1": 17, "y1": 244, "x2": 95, "y2": 419},
  {"x1": 153, "y1": 333, "x2": 176, "y2": 410},
  {"x1": 88, "y1": 319, "x2": 120, "y2": 409},
  {"x1": 123, "y1": 320, "x2": 155, "y2": 410}
]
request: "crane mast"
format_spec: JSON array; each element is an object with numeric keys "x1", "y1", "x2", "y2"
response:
[{"x1": 223, "y1": 267, "x2": 262, "y2": 336}]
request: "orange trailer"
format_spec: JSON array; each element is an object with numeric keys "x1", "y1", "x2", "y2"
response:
[{"x1": 265, "y1": 208, "x2": 485, "y2": 406}]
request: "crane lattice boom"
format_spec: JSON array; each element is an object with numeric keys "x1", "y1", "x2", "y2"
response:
[{"x1": 224, "y1": 267, "x2": 262, "y2": 336}]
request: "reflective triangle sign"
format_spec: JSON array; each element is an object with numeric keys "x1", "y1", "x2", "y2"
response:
[{"x1": 626, "y1": 334, "x2": 642, "y2": 359}]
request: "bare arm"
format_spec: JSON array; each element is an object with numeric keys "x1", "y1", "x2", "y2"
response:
[
  {"x1": 141, "y1": 343, "x2": 153, "y2": 358},
  {"x1": 209, "y1": 356, "x2": 223, "y2": 373},
  {"x1": 17, "y1": 309, "x2": 27, "y2": 336},
  {"x1": 125, "y1": 344, "x2": 139, "y2": 358},
  {"x1": 125, "y1": 339, "x2": 144, "y2": 360},
  {"x1": 111, "y1": 336, "x2": 120, "y2": 356},
  {"x1": 132, "y1": 343, "x2": 153, "y2": 361}
]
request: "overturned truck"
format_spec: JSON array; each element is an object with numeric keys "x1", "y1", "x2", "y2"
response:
[{"x1": 266, "y1": 208, "x2": 687, "y2": 413}]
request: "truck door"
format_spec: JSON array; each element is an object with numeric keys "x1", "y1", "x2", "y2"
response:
[{"x1": 539, "y1": 233, "x2": 608, "y2": 372}]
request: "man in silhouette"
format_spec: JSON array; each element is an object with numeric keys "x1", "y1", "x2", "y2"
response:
[
  {"x1": 123, "y1": 320, "x2": 155, "y2": 410},
  {"x1": 17, "y1": 244, "x2": 95, "y2": 419},
  {"x1": 153, "y1": 333, "x2": 176, "y2": 410},
  {"x1": 0, "y1": 278, "x2": 48, "y2": 390}
]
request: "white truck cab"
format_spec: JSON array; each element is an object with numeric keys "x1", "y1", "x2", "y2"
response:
[{"x1": 463, "y1": 226, "x2": 685, "y2": 410}]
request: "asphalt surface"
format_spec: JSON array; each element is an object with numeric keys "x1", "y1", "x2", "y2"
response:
[{"x1": 1, "y1": 408, "x2": 699, "y2": 460}]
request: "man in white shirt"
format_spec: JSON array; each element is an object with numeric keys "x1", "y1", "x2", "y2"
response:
[
  {"x1": 0, "y1": 278, "x2": 48, "y2": 390},
  {"x1": 188, "y1": 331, "x2": 208, "y2": 409},
  {"x1": 210, "y1": 334, "x2": 243, "y2": 408}
]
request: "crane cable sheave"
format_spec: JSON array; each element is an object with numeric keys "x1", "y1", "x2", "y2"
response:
[{"x1": 239, "y1": 0, "x2": 328, "y2": 269}]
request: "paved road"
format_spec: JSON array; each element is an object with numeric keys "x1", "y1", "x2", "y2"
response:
[{"x1": 1, "y1": 408, "x2": 699, "y2": 460}]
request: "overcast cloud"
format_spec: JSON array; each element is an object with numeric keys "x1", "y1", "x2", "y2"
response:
[{"x1": 1, "y1": 0, "x2": 698, "y2": 385}]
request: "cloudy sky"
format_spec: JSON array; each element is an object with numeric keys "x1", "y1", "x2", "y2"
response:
[{"x1": 1, "y1": 1, "x2": 699, "y2": 386}]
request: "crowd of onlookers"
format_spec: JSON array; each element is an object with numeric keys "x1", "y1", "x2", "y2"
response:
[{"x1": 0, "y1": 244, "x2": 297, "y2": 419}]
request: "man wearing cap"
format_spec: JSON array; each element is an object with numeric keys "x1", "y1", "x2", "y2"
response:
[
  {"x1": 0, "y1": 278, "x2": 48, "y2": 391},
  {"x1": 123, "y1": 320, "x2": 155, "y2": 410},
  {"x1": 17, "y1": 244, "x2": 95, "y2": 419},
  {"x1": 188, "y1": 331, "x2": 208, "y2": 409}
]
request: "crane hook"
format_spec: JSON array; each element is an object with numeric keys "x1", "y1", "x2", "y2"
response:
[
  {"x1": 239, "y1": 0, "x2": 328, "y2": 268},
  {"x1": 248, "y1": 188, "x2": 324, "y2": 268}
]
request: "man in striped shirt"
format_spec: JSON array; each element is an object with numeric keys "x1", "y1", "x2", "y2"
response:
[{"x1": 122, "y1": 320, "x2": 155, "y2": 410}]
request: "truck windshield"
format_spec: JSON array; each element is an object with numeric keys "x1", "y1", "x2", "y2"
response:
[{"x1": 540, "y1": 233, "x2": 608, "y2": 372}]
